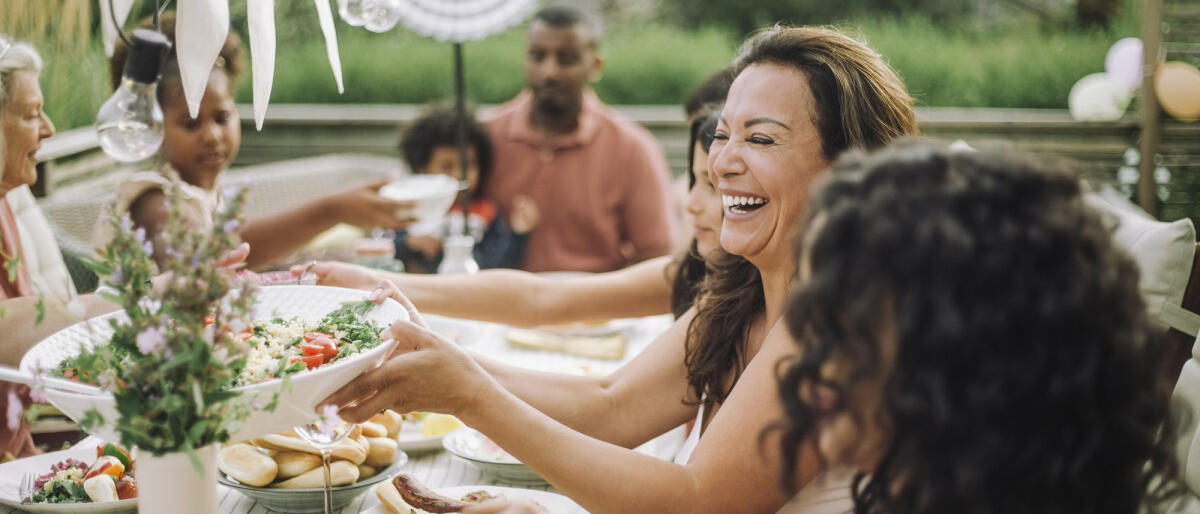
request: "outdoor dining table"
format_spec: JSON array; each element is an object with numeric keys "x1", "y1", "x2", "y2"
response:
[{"x1": 3, "y1": 312, "x2": 677, "y2": 513}]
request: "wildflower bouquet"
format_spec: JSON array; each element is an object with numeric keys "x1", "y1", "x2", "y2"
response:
[{"x1": 63, "y1": 181, "x2": 257, "y2": 458}]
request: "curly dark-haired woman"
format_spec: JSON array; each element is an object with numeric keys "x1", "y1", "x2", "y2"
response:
[{"x1": 777, "y1": 140, "x2": 1181, "y2": 514}]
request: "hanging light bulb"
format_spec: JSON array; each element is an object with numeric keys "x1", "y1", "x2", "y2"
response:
[
  {"x1": 95, "y1": 29, "x2": 170, "y2": 163},
  {"x1": 338, "y1": 0, "x2": 369, "y2": 26},
  {"x1": 361, "y1": 0, "x2": 402, "y2": 33}
]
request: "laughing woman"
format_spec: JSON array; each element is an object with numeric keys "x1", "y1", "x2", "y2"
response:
[
  {"x1": 326, "y1": 26, "x2": 917, "y2": 513},
  {"x1": 777, "y1": 141, "x2": 1182, "y2": 514}
]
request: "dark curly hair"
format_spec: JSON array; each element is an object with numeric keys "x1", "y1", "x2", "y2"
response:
[
  {"x1": 684, "y1": 26, "x2": 917, "y2": 409},
  {"x1": 669, "y1": 110, "x2": 720, "y2": 319},
  {"x1": 776, "y1": 139, "x2": 1181, "y2": 514},
  {"x1": 400, "y1": 104, "x2": 494, "y2": 200},
  {"x1": 110, "y1": 13, "x2": 245, "y2": 106}
]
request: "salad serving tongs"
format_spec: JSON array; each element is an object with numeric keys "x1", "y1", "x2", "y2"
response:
[{"x1": 0, "y1": 364, "x2": 105, "y2": 395}]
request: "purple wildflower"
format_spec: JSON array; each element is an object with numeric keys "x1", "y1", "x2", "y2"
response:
[
  {"x1": 191, "y1": 254, "x2": 200, "y2": 268},
  {"x1": 28, "y1": 370, "x2": 48, "y2": 404},
  {"x1": 134, "y1": 227, "x2": 146, "y2": 244},
  {"x1": 136, "y1": 324, "x2": 167, "y2": 355},
  {"x1": 111, "y1": 267, "x2": 124, "y2": 285},
  {"x1": 317, "y1": 404, "x2": 343, "y2": 437},
  {"x1": 120, "y1": 215, "x2": 133, "y2": 232},
  {"x1": 142, "y1": 240, "x2": 154, "y2": 257},
  {"x1": 223, "y1": 219, "x2": 240, "y2": 234},
  {"x1": 98, "y1": 373, "x2": 117, "y2": 393},
  {"x1": 6, "y1": 390, "x2": 21, "y2": 431}
]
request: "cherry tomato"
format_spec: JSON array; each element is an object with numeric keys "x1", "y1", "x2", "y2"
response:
[
  {"x1": 300, "y1": 344, "x2": 325, "y2": 358},
  {"x1": 294, "y1": 354, "x2": 324, "y2": 370},
  {"x1": 204, "y1": 314, "x2": 216, "y2": 327},
  {"x1": 303, "y1": 331, "x2": 333, "y2": 343}
]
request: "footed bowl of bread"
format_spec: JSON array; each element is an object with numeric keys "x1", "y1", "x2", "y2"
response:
[{"x1": 217, "y1": 411, "x2": 407, "y2": 513}]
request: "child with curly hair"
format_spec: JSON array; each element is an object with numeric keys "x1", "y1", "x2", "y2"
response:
[{"x1": 395, "y1": 104, "x2": 538, "y2": 273}]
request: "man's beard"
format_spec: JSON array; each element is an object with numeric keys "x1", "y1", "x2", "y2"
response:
[{"x1": 532, "y1": 86, "x2": 581, "y2": 119}]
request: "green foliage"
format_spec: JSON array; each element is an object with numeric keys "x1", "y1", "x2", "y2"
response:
[
  {"x1": 63, "y1": 182, "x2": 257, "y2": 456},
  {"x1": 33, "y1": 6, "x2": 1141, "y2": 130},
  {"x1": 663, "y1": 0, "x2": 972, "y2": 36}
]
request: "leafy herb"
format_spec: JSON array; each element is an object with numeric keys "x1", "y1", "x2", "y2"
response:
[{"x1": 32, "y1": 479, "x2": 89, "y2": 504}]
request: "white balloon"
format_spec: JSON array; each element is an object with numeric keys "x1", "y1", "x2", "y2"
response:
[
  {"x1": 1105, "y1": 37, "x2": 1143, "y2": 92},
  {"x1": 1068, "y1": 73, "x2": 1132, "y2": 122}
]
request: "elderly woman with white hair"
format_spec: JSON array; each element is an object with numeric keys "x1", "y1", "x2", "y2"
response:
[{"x1": 0, "y1": 34, "x2": 68, "y2": 460}]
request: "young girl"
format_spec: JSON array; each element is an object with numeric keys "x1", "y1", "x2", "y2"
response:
[
  {"x1": 94, "y1": 14, "x2": 410, "y2": 271},
  {"x1": 394, "y1": 104, "x2": 539, "y2": 273}
]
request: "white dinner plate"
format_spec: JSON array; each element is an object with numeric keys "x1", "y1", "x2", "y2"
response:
[
  {"x1": 395, "y1": 418, "x2": 445, "y2": 453},
  {"x1": 0, "y1": 445, "x2": 136, "y2": 513},
  {"x1": 442, "y1": 428, "x2": 544, "y2": 483},
  {"x1": 362, "y1": 485, "x2": 584, "y2": 514}
]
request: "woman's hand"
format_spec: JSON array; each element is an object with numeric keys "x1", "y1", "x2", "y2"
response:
[
  {"x1": 461, "y1": 496, "x2": 549, "y2": 514},
  {"x1": 323, "y1": 180, "x2": 417, "y2": 230},
  {"x1": 509, "y1": 195, "x2": 540, "y2": 235},
  {"x1": 290, "y1": 260, "x2": 381, "y2": 290},
  {"x1": 321, "y1": 281, "x2": 496, "y2": 422}
]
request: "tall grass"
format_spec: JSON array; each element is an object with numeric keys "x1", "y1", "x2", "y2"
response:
[
  {"x1": 852, "y1": 14, "x2": 1137, "y2": 108},
  {"x1": 13, "y1": 2, "x2": 1143, "y2": 130}
]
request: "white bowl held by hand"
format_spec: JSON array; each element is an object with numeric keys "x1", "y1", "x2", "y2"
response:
[
  {"x1": 379, "y1": 174, "x2": 461, "y2": 222},
  {"x1": 22, "y1": 285, "x2": 408, "y2": 443}
]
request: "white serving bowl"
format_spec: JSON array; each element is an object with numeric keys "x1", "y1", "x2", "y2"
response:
[
  {"x1": 219, "y1": 455, "x2": 408, "y2": 513},
  {"x1": 378, "y1": 174, "x2": 461, "y2": 222},
  {"x1": 20, "y1": 285, "x2": 408, "y2": 443}
]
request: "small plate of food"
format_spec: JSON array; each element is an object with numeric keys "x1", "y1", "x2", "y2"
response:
[
  {"x1": 442, "y1": 428, "x2": 543, "y2": 484},
  {"x1": 369, "y1": 474, "x2": 584, "y2": 513},
  {"x1": 0, "y1": 441, "x2": 137, "y2": 513},
  {"x1": 396, "y1": 412, "x2": 464, "y2": 453},
  {"x1": 217, "y1": 414, "x2": 409, "y2": 513}
]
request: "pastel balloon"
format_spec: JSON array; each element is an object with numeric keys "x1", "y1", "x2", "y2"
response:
[
  {"x1": 1156, "y1": 61, "x2": 1200, "y2": 122},
  {"x1": 1105, "y1": 37, "x2": 1143, "y2": 91},
  {"x1": 1069, "y1": 73, "x2": 1132, "y2": 122}
]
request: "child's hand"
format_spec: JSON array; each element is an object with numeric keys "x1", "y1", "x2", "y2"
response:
[
  {"x1": 326, "y1": 180, "x2": 418, "y2": 230},
  {"x1": 510, "y1": 195, "x2": 540, "y2": 235},
  {"x1": 407, "y1": 235, "x2": 442, "y2": 260}
]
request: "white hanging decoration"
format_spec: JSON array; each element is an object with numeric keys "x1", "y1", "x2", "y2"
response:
[
  {"x1": 247, "y1": 0, "x2": 276, "y2": 130},
  {"x1": 313, "y1": 0, "x2": 345, "y2": 94},
  {"x1": 391, "y1": 0, "x2": 536, "y2": 43},
  {"x1": 99, "y1": 0, "x2": 136, "y2": 57},
  {"x1": 176, "y1": 0, "x2": 230, "y2": 119}
]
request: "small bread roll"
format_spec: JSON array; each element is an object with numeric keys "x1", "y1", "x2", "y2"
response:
[
  {"x1": 355, "y1": 434, "x2": 370, "y2": 455},
  {"x1": 371, "y1": 411, "x2": 404, "y2": 439},
  {"x1": 219, "y1": 444, "x2": 278, "y2": 487},
  {"x1": 273, "y1": 451, "x2": 322, "y2": 479},
  {"x1": 349, "y1": 424, "x2": 363, "y2": 440},
  {"x1": 357, "y1": 464, "x2": 377, "y2": 480},
  {"x1": 271, "y1": 460, "x2": 359, "y2": 489},
  {"x1": 254, "y1": 434, "x2": 367, "y2": 464},
  {"x1": 364, "y1": 437, "x2": 399, "y2": 467},
  {"x1": 360, "y1": 421, "x2": 387, "y2": 438},
  {"x1": 375, "y1": 481, "x2": 409, "y2": 514}
]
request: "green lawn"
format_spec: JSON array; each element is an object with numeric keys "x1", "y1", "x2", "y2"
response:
[{"x1": 36, "y1": 11, "x2": 1138, "y2": 131}]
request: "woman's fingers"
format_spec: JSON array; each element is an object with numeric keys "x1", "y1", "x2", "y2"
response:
[
  {"x1": 217, "y1": 242, "x2": 251, "y2": 270},
  {"x1": 375, "y1": 280, "x2": 428, "y2": 329}
]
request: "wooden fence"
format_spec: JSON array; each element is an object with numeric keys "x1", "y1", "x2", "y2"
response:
[{"x1": 35, "y1": 104, "x2": 1200, "y2": 223}]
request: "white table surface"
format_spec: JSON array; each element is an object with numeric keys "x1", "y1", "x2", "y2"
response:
[{"x1": 2, "y1": 313, "x2": 677, "y2": 513}]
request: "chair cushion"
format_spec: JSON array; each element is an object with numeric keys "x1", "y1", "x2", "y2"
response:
[{"x1": 1086, "y1": 187, "x2": 1199, "y2": 335}]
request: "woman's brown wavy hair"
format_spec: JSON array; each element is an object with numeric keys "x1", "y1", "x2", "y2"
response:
[{"x1": 684, "y1": 26, "x2": 917, "y2": 409}]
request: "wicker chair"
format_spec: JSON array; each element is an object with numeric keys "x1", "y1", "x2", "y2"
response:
[{"x1": 37, "y1": 153, "x2": 405, "y2": 292}]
